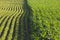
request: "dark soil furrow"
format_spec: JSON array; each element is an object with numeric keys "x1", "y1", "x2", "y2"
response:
[
  {"x1": 11, "y1": 13, "x2": 21, "y2": 40},
  {"x1": 0, "y1": 16, "x2": 3, "y2": 19},
  {"x1": 0, "y1": 16, "x2": 7, "y2": 26},
  {"x1": 0, "y1": 13, "x2": 15, "y2": 38},
  {"x1": 17, "y1": 11, "x2": 24, "y2": 40},
  {"x1": 5, "y1": 13, "x2": 17, "y2": 40}
]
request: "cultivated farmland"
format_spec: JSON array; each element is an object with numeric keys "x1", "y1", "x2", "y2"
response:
[{"x1": 0, "y1": 0, "x2": 60, "y2": 40}]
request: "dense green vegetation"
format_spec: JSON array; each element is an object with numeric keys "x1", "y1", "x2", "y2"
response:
[
  {"x1": 27, "y1": 0, "x2": 60, "y2": 40},
  {"x1": 0, "y1": 0, "x2": 60, "y2": 40}
]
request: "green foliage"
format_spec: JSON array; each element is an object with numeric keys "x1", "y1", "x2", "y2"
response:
[{"x1": 27, "y1": 0, "x2": 60, "y2": 40}]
